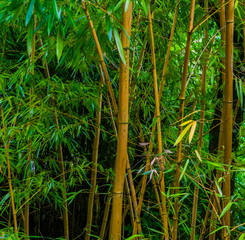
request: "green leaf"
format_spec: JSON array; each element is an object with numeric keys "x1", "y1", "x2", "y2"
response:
[
  {"x1": 53, "y1": 0, "x2": 60, "y2": 21},
  {"x1": 114, "y1": 0, "x2": 124, "y2": 12},
  {"x1": 125, "y1": 0, "x2": 130, "y2": 12},
  {"x1": 27, "y1": 17, "x2": 34, "y2": 55},
  {"x1": 141, "y1": 0, "x2": 148, "y2": 15},
  {"x1": 26, "y1": 0, "x2": 35, "y2": 26},
  {"x1": 174, "y1": 123, "x2": 192, "y2": 146},
  {"x1": 239, "y1": 78, "x2": 243, "y2": 106},
  {"x1": 215, "y1": 180, "x2": 223, "y2": 196},
  {"x1": 179, "y1": 159, "x2": 189, "y2": 182},
  {"x1": 48, "y1": 14, "x2": 54, "y2": 35},
  {"x1": 113, "y1": 27, "x2": 126, "y2": 65},
  {"x1": 219, "y1": 202, "x2": 233, "y2": 219},
  {"x1": 57, "y1": 26, "x2": 64, "y2": 61},
  {"x1": 65, "y1": 7, "x2": 77, "y2": 30},
  {"x1": 239, "y1": 233, "x2": 245, "y2": 240},
  {"x1": 125, "y1": 235, "x2": 142, "y2": 240}
]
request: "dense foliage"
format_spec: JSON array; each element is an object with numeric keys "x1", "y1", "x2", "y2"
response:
[{"x1": 0, "y1": 0, "x2": 244, "y2": 239}]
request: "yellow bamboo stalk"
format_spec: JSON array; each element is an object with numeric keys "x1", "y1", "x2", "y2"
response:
[
  {"x1": 172, "y1": 1, "x2": 196, "y2": 239},
  {"x1": 85, "y1": 65, "x2": 103, "y2": 240},
  {"x1": 190, "y1": 2, "x2": 208, "y2": 239},
  {"x1": 148, "y1": 6, "x2": 168, "y2": 238},
  {"x1": 82, "y1": 1, "x2": 118, "y2": 117},
  {"x1": 109, "y1": 3, "x2": 132, "y2": 239},
  {"x1": 137, "y1": 1, "x2": 180, "y2": 223},
  {"x1": 209, "y1": 1, "x2": 226, "y2": 239}
]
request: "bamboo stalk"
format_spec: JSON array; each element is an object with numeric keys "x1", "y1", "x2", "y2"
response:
[
  {"x1": 209, "y1": 1, "x2": 226, "y2": 239},
  {"x1": 136, "y1": 0, "x2": 180, "y2": 227},
  {"x1": 190, "y1": 2, "x2": 208, "y2": 239},
  {"x1": 108, "y1": 3, "x2": 132, "y2": 239},
  {"x1": 82, "y1": 1, "x2": 118, "y2": 117},
  {"x1": 148, "y1": 6, "x2": 168, "y2": 238},
  {"x1": 172, "y1": 1, "x2": 196, "y2": 239},
  {"x1": 85, "y1": 65, "x2": 103, "y2": 240},
  {"x1": 24, "y1": 14, "x2": 36, "y2": 238},
  {"x1": 37, "y1": 38, "x2": 69, "y2": 240},
  {"x1": 1, "y1": 107, "x2": 18, "y2": 234},
  {"x1": 222, "y1": 1, "x2": 234, "y2": 239}
]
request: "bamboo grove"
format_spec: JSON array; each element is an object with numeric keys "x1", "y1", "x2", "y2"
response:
[{"x1": 0, "y1": 0, "x2": 245, "y2": 239}]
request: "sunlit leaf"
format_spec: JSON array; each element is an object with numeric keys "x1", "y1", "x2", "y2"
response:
[
  {"x1": 113, "y1": 27, "x2": 126, "y2": 65},
  {"x1": 195, "y1": 150, "x2": 202, "y2": 162},
  {"x1": 174, "y1": 123, "x2": 192, "y2": 146},
  {"x1": 189, "y1": 121, "x2": 196, "y2": 143},
  {"x1": 179, "y1": 159, "x2": 189, "y2": 182},
  {"x1": 219, "y1": 202, "x2": 233, "y2": 219}
]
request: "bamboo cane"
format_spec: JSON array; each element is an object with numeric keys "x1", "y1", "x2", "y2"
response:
[
  {"x1": 209, "y1": 1, "x2": 226, "y2": 239},
  {"x1": 136, "y1": 0, "x2": 180, "y2": 225},
  {"x1": 1, "y1": 107, "x2": 18, "y2": 234},
  {"x1": 172, "y1": 1, "x2": 196, "y2": 239},
  {"x1": 109, "y1": 3, "x2": 132, "y2": 239},
  {"x1": 148, "y1": 6, "x2": 168, "y2": 238},
  {"x1": 85, "y1": 65, "x2": 103, "y2": 240},
  {"x1": 222, "y1": 1, "x2": 234, "y2": 239},
  {"x1": 24, "y1": 14, "x2": 36, "y2": 239},
  {"x1": 190, "y1": 2, "x2": 208, "y2": 239}
]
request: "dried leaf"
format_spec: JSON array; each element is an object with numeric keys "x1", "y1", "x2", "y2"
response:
[{"x1": 189, "y1": 121, "x2": 197, "y2": 143}]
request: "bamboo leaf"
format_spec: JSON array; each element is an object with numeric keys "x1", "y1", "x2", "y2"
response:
[
  {"x1": 180, "y1": 120, "x2": 193, "y2": 127},
  {"x1": 208, "y1": 226, "x2": 227, "y2": 236},
  {"x1": 179, "y1": 159, "x2": 189, "y2": 182},
  {"x1": 57, "y1": 26, "x2": 63, "y2": 61},
  {"x1": 114, "y1": 0, "x2": 124, "y2": 12},
  {"x1": 141, "y1": 0, "x2": 148, "y2": 15},
  {"x1": 174, "y1": 123, "x2": 192, "y2": 146},
  {"x1": 27, "y1": 17, "x2": 34, "y2": 55},
  {"x1": 125, "y1": 235, "x2": 142, "y2": 240},
  {"x1": 195, "y1": 150, "x2": 202, "y2": 162},
  {"x1": 239, "y1": 233, "x2": 245, "y2": 240},
  {"x1": 219, "y1": 202, "x2": 233, "y2": 219},
  {"x1": 239, "y1": 78, "x2": 243, "y2": 106},
  {"x1": 125, "y1": 0, "x2": 130, "y2": 12},
  {"x1": 53, "y1": 0, "x2": 60, "y2": 21},
  {"x1": 215, "y1": 180, "x2": 223, "y2": 196},
  {"x1": 26, "y1": 0, "x2": 35, "y2": 26},
  {"x1": 189, "y1": 121, "x2": 197, "y2": 143},
  {"x1": 113, "y1": 27, "x2": 126, "y2": 65}
]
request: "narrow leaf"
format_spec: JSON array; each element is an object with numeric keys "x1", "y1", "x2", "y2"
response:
[
  {"x1": 189, "y1": 121, "x2": 197, "y2": 143},
  {"x1": 174, "y1": 123, "x2": 192, "y2": 146},
  {"x1": 219, "y1": 202, "x2": 233, "y2": 219},
  {"x1": 179, "y1": 159, "x2": 189, "y2": 182},
  {"x1": 125, "y1": 0, "x2": 130, "y2": 12},
  {"x1": 26, "y1": 0, "x2": 35, "y2": 26},
  {"x1": 113, "y1": 27, "x2": 126, "y2": 65},
  {"x1": 215, "y1": 180, "x2": 223, "y2": 196},
  {"x1": 114, "y1": 0, "x2": 124, "y2": 12},
  {"x1": 27, "y1": 17, "x2": 34, "y2": 55},
  {"x1": 239, "y1": 78, "x2": 243, "y2": 106},
  {"x1": 239, "y1": 233, "x2": 245, "y2": 240},
  {"x1": 195, "y1": 150, "x2": 202, "y2": 162},
  {"x1": 180, "y1": 120, "x2": 193, "y2": 127},
  {"x1": 57, "y1": 26, "x2": 63, "y2": 61},
  {"x1": 53, "y1": 0, "x2": 59, "y2": 20}
]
